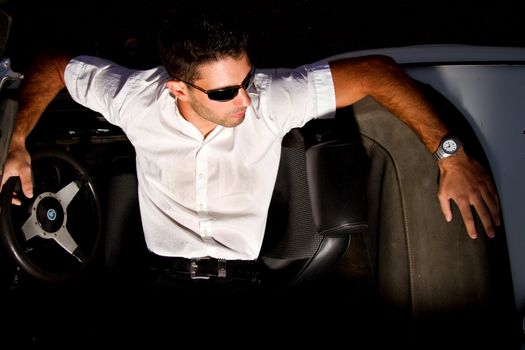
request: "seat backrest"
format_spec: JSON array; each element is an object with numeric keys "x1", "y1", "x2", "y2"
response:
[
  {"x1": 104, "y1": 169, "x2": 148, "y2": 276},
  {"x1": 259, "y1": 106, "x2": 369, "y2": 288}
]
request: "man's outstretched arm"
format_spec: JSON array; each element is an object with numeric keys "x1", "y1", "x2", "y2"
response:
[
  {"x1": 329, "y1": 55, "x2": 500, "y2": 239},
  {"x1": 0, "y1": 50, "x2": 72, "y2": 204}
]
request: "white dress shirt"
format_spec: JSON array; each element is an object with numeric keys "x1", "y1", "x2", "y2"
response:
[{"x1": 64, "y1": 56, "x2": 336, "y2": 260}]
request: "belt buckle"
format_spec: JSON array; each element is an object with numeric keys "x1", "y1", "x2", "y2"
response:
[{"x1": 190, "y1": 257, "x2": 227, "y2": 279}]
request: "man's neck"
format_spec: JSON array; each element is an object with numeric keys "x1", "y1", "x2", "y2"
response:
[{"x1": 176, "y1": 100, "x2": 217, "y2": 138}]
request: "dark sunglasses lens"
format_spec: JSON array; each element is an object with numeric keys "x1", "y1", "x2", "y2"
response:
[
  {"x1": 208, "y1": 88, "x2": 240, "y2": 102},
  {"x1": 242, "y1": 70, "x2": 255, "y2": 89},
  {"x1": 206, "y1": 68, "x2": 254, "y2": 101}
]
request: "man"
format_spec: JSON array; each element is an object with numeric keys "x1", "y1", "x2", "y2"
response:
[{"x1": 1, "y1": 10, "x2": 499, "y2": 274}]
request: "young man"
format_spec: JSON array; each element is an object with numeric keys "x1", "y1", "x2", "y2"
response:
[{"x1": 1, "y1": 11, "x2": 499, "y2": 268}]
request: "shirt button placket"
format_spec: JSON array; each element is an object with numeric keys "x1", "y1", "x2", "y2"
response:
[{"x1": 195, "y1": 144, "x2": 211, "y2": 254}]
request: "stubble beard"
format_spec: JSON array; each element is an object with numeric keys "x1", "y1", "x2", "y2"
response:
[{"x1": 191, "y1": 97, "x2": 246, "y2": 128}]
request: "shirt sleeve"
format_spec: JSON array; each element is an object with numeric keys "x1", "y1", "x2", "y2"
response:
[
  {"x1": 254, "y1": 60, "x2": 336, "y2": 137},
  {"x1": 64, "y1": 55, "x2": 135, "y2": 126}
]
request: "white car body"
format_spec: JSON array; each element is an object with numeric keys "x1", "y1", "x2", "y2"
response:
[{"x1": 332, "y1": 45, "x2": 525, "y2": 343}]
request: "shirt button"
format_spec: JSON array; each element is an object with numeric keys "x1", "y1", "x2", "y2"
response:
[
  {"x1": 199, "y1": 203, "x2": 204, "y2": 210},
  {"x1": 202, "y1": 229, "x2": 208, "y2": 235},
  {"x1": 198, "y1": 173, "x2": 204, "y2": 179}
]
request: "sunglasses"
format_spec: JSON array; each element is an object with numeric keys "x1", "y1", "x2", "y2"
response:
[{"x1": 175, "y1": 66, "x2": 255, "y2": 102}]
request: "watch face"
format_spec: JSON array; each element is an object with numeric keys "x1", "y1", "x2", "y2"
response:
[{"x1": 443, "y1": 139, "x2": 458, "y2": 154}]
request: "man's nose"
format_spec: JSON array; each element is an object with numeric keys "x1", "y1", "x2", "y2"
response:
[{"x1": 236, "y1": 88, "x2": 251, "y2": 108}]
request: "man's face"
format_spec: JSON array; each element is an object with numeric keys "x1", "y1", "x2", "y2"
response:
[{"x1": 177, "y1": 53, "x2": 253, "y2": 132}]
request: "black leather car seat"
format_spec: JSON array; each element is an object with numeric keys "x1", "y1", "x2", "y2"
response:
[{"x1": 259, "y1": 106, "x2": 369, "y2": 288}]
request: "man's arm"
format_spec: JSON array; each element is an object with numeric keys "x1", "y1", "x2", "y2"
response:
[
  {"x1": 0, "y1": 50, "x2": 73, "y2": 204},
  {"x1": 329, "y1": 55, "x2": 500, "y2": 239}
]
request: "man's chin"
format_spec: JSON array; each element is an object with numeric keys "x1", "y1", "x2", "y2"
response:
[{"x1": 223, "y1": 113, "x2": 246, "y2": 127}]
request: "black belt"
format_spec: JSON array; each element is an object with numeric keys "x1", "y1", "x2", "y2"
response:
[{"x1": 149, "y1": 254, "x2": 260, "y2": 282}]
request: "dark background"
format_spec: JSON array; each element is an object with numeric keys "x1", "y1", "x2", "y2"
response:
[{"x1": 2, "y1": 0, "x2": 525, "y2": 71}]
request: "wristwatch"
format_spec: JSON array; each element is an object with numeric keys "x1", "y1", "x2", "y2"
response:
[{"x1": 433, "y1": 137, "x2": 462, "y2": 160}]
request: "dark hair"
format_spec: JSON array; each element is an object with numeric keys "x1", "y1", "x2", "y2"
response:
[{"x1": 158, "y1": 4, "x2": 249, "y2": 82}]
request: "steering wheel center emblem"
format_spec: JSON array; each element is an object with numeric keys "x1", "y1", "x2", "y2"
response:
[{"x1": 47, "y1": 208, "x2": 57, "y2": 221}]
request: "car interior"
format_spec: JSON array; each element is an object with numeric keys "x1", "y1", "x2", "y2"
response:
[
  {"x1": 0, "y1": 2, "x2": 522, "y2": 346},
  {"x1": 0, "y1": 81, "x2": 519, "y2": 346}
]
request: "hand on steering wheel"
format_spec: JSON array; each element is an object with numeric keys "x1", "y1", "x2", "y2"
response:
[{"x1": 0, "y1": 149, "x2": 102, "y2": 282}]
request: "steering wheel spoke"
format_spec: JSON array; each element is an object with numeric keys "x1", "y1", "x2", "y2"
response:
[
  {"x1": 21, "y1": 216, "x2": 44, "y2": 242},
  {"x1": 54, "y1": 180, "x2": 82, "y2": 209},
  {"x1": 54, "y1": 227, "x2": 83, "y2": 263}
]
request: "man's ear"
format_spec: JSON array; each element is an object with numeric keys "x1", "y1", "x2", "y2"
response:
[{"x1": 166, "y1": 80, "x2": 191, "y2": 101}]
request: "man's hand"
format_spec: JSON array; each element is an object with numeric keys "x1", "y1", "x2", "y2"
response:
[
  {"x1": 0, "y1": 145, "x2": 33, "y2": 205},
  {"x1": 0, "y1": 50, "x2": 73, "y2": 206},
  {"x1": 437, "y1": 150, "x2": 500, "y2": 239}
]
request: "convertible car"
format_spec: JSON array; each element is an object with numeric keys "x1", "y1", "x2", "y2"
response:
[{"x1": 0, "y1": 7, "x2": 523, "y2": 349}]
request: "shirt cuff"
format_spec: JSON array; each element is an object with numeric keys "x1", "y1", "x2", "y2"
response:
[{"x1": 308, "y1": 60, "x2": 337, "y2": 119}]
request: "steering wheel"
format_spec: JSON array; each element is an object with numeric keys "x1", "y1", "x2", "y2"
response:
[{"x1": 0, "y1": 149, "x2": 102, "y2": 283}]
